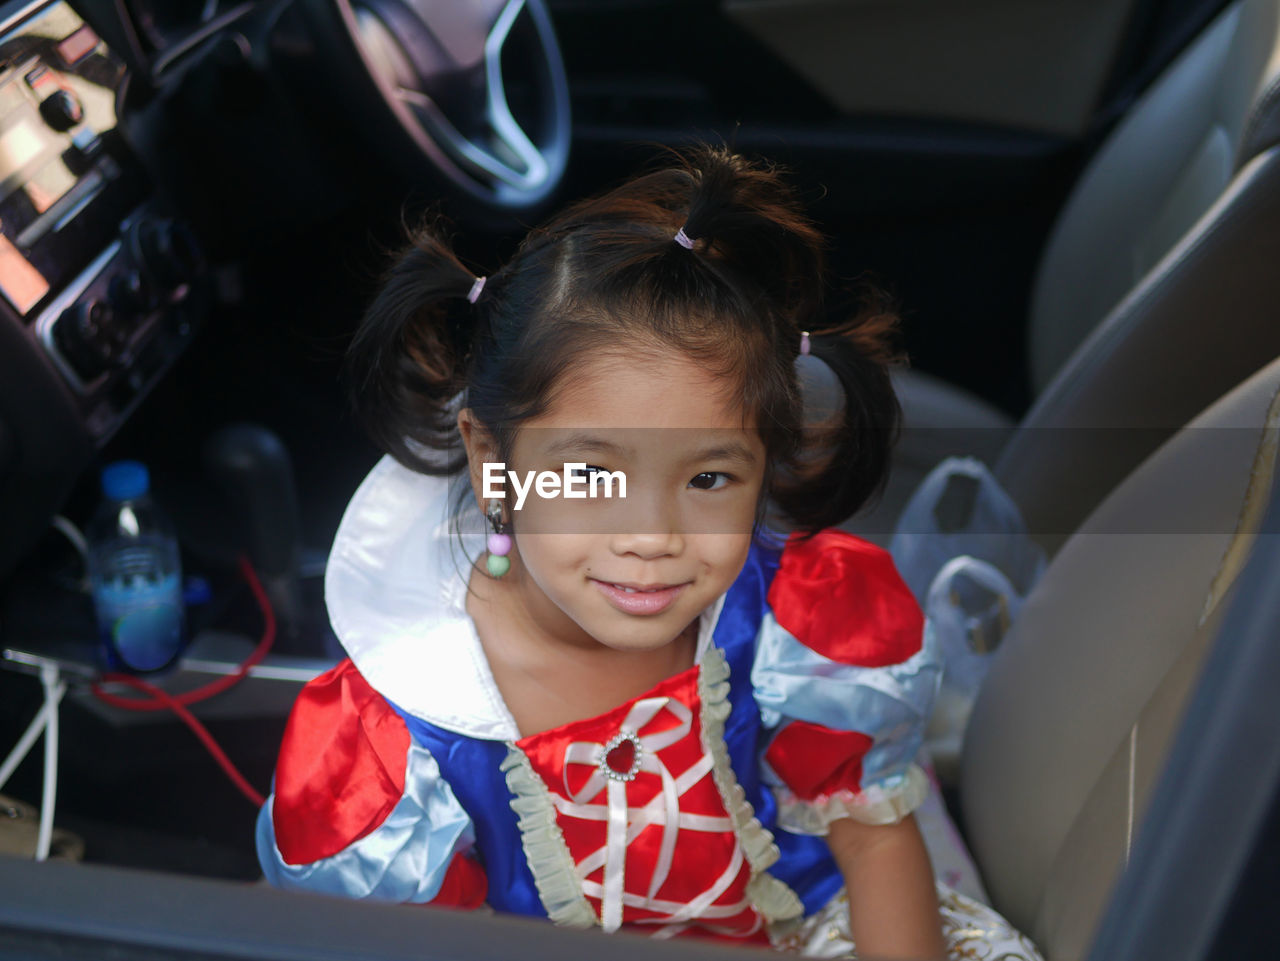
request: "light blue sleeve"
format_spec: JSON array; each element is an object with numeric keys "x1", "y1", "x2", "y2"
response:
[
  {"x1": 751, "y1": 611, "x2": 943, "y2": 832},
  {"x1": 256, "y1": 741, "x2": 476, "y2": 903}
]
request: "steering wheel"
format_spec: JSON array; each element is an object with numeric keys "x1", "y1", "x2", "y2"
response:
[{"x1": 293, "y1": 0, "x2": 571, "y2": 216}]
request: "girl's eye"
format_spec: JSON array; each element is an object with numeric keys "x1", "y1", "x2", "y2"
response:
[
  {"x1": 689, "y1": 472, "x2": 729, "y2": 491},
  {"x1": 570, "y1": 463, "x2": 609, "y2": 483}
]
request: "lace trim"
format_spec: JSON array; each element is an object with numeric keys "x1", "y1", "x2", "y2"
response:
[
  {"x1": 698, "y1": 647, "x2": 806, "y2": 929},
  {"x1": 500, "y1": 746, "x2": 597, "y2": 929},
  {"x1": 774, "y1": 763, "x2": 931, "y2": 835}
]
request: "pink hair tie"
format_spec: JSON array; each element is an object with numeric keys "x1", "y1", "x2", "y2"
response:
[
  {"x1": 467, "y1": 275, "x2": 486, "y2": 304},
  {"x1": 673, "y1": 227, "x2": 695, "y2": 250},
  {"x1": 800, "y1": 331, "x2": 811, "y2": 356}
]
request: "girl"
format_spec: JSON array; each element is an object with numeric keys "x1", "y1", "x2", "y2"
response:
[{"x1": 256, "y1": 148, "x2": 1042, "y2": 960}]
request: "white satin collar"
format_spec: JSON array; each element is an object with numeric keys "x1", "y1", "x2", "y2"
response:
[{"x1": 324, "y1": 455, "x2": 723, "y2": 742}]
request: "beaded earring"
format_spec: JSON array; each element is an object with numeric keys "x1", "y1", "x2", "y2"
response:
[{"x1": 485, "y1": 498, "x2": 512, "y2": 577}]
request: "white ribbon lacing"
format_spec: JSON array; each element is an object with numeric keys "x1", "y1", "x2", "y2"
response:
[{"x1": 558, "y1": 695, "x2": 751, "y2": 934}]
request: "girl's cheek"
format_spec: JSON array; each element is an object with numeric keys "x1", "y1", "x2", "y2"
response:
[
  {"x1": 705, "y1": 531, "x2": 753, "y2": 568},
  {"x1": 514, "y1": 493, "x2": 620, "y2": 535},
  {"x1": 685, "y1": 492, "x2": 760, "y2": 537},
  {"x1": 515, "y1": 530, "x2": 598, "y2": 557}
]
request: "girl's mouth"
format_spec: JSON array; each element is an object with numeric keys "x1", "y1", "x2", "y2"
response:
[{"x1": 591, "y1": 579, "x2": 688, "y2": 615}]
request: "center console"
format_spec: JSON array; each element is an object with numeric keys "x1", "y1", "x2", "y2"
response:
[{"x1": 0, "y1": 0, "x2": 211, "y2": 579}]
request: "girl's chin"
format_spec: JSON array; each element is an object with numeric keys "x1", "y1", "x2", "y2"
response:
[{"x1": 590, "y1": 634, "x2": 693, "y2": 656}]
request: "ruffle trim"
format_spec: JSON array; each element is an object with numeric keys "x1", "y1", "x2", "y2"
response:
[
  {"x1": 500, "y1": 746, "x2": 597, "y2": 929},
  {"x1": 698, "y1": 647, "x2": 806, "y2": 930},
  {"x1": 773, "y1": 763, "x2": 930, "y2": 836}
]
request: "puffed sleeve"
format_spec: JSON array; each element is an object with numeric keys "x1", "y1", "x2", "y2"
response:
[
  {"x1": 751, "y1": 530, "x2": 942, "y2": 836},
  {"x1": 256, "y1": 659, "x2": 487, "y2": 908}
]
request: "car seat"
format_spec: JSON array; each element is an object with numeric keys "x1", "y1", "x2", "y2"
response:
[
  {"x1": 957, "y1": 352, "x2": 1280, "y2": 959},
  {"x1": 880, "y1": 0, "x2": 1280, "y2": 551}
]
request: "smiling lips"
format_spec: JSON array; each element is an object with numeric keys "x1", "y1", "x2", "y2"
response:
[{"x1": 591, "y1": 578, "x2": 688, "y2": 615}]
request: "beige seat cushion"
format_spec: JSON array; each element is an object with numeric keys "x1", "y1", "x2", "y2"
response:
[{"x1": 960, "y1": 354, "x2": 1280, "y2": 959}]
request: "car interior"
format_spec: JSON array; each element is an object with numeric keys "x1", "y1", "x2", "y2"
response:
[{"x1": 1, "y1": 1, "x2": 1277, "y2": 959}]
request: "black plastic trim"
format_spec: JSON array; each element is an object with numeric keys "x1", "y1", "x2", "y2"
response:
[{"x1": 0, "y1": 856, "x2": 787, "y2": 961}]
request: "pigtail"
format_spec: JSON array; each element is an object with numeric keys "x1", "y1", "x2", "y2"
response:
[
  {"x1": 676, "y1": 148, "x2": 826, "y2": 326},
  {"x1": 344, "y1": 223, "x2": 485, "y2": 475},
  {"x1": 530, "y1": 147, "x2": 825, "y2": 327},
  {"x1": 772, "y1": 285, "x2": 905, "y2": 532},
  {"x1": 670, "y1": 148, "x2": 905, "y2": 531}
]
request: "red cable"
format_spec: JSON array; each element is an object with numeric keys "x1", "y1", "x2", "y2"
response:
[
  {"x1": 90, "y1": 556, "x2": 276, "y2": 807},
  {"x1": 94, "y1": 672, "x2": 266, "y2": 808}
]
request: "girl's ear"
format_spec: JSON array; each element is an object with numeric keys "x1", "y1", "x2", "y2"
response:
[{"x1": 458, "y1": 408, "x2": 501, "y2": 509}]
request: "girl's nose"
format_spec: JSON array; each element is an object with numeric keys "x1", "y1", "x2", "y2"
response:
[
  {"x1": 608, "y1": 492, "x2": 685, "y2": 559},
  {"x1": 610, "y1": 528, "x2": 685, "y2": 560}
]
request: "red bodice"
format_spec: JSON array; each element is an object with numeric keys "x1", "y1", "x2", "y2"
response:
[{"x1": 515, "y1": 665, "x2": 764, "y2": 939}]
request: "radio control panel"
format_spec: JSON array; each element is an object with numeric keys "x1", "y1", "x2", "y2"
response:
[{"x1": 34, "y1": 211, "x2": 209, "y2": 440}]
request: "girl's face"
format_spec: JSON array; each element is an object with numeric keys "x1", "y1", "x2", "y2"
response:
[{"x1": 463, "y1": 346, "x2": 767, "y2": 655}]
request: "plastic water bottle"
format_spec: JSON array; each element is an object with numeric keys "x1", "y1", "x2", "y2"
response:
[{"x1": 86, "y1": 460, "x2": 186, "y2": 673}]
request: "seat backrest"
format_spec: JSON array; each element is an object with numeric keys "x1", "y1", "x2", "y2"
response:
[
  {"x1": 961, "y1": 354, "x2": 1280, "y2": 960},
  {"x1": 1027, "y1": 0, "x2": 1280, "y2": 392},
  {"x1": 996, "y1": 0, "x2": 1280, "y2": 551}
]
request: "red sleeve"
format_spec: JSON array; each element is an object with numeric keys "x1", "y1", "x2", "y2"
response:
[
  {"x1": 272, "y1": 659, "x2": 412, "y2": 865},
  {"x1": 766, "y1": 530, "x2": 924, "y2": 667},
  {"x1": 763, "y1": 721, "x2": 874, "y2": 801},
  {"x1": 269, "y1": 659, "x2": 488, "y2": 908}
]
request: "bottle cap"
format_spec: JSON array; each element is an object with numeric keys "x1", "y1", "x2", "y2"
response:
[{"x1": 101, "y1": 460, "x2": 150, "y2": 501}]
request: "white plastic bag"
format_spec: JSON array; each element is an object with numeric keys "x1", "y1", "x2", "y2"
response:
[
  {"x1": 889, "y1": 456, "x2": 1045, "y2": 606},
  {"x1": 889, "y1": 457, "x2": 1045, "y2": 782},
  {"x1": 922, "y1": 556, "x2": 1024, "y2": 780}
]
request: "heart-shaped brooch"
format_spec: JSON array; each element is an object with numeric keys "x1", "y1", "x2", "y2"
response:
[{"x1": 599, "y1": 729, "x2": 644, "y2": 782}]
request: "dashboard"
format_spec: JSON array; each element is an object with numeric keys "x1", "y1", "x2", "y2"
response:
[
  {"x1": 0, "y1": 0, "x2": 212, "y2": 579},
  {"x1": 0, "y1": 0, "x2": 571, "y2": 581}
]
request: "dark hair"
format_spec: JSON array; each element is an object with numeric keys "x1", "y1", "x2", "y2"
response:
[{"x1": 345, "y1": 146, "x2": 903, "y2": 532}]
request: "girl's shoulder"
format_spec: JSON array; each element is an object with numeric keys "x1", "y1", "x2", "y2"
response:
[
  {"x1": 271, "y1": 659, "x2": 415, "y2": 864},
  {"x1": 764, "y1": 528, "x2": 924, "y2": 668},
  {"x1": 281, "y1": 657, "x2": 405, "y2": 746}
]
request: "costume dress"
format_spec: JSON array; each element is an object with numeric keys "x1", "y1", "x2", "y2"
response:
[{"x1": 257, "y1": 457, "x2": 1043, "y2": 959}]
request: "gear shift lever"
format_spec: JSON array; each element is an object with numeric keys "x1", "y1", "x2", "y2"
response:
[{"x1": 202, "y1": 424, "x2": 302, "y2": 646}]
